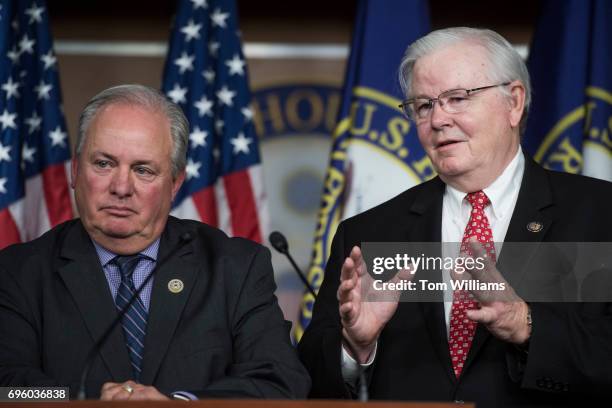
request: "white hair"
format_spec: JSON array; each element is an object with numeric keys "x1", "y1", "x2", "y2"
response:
[{"x1": 398, "y1": 27, "x2": 531, "y2": 133}]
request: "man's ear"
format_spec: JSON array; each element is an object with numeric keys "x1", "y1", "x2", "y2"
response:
[
  {"x1": 172, "y1": 170, "x2": 186, "y2": 199},
  {"x1": 70, "y1": 157, "x2": 79, "y2": 189},
  {"x1": 508, "y1": 80, "x2": 526, "y2": 129}
]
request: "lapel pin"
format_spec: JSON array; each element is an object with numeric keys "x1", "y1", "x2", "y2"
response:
[
  {"x1": 168, "y1": 279, "x2": 184, "y2": 294},
  {"x1": 526, "y1": 221, "x2": 543, "y2": 233}
]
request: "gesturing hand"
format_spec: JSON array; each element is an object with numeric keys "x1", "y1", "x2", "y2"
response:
[
  {"x1": 454, "y1": 239, "x2": 531, "y2": 345},
  {"x1": 338, "y1": 246, "x2": 413, "y2": 362}
]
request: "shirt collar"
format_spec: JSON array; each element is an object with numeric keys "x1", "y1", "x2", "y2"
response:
[
  {"x1": 483, "y1": 146, "x2": 524, "y2": 219},
  {"x1": 92, "y1": 238, "x2": 161, "y2": 267},
  {"x1": 445, "y1": 146, "x2": 524, "y2": 219}
]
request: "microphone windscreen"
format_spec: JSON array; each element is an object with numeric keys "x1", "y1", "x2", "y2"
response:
[{"x1": 269, "y1": 231, "x2": 288, "y2": 253}]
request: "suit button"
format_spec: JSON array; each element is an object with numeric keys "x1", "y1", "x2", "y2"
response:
[
  {"x1": 536, "y1": 379, "x2": 545, "y2": 388},
  {"x1": 553, "y1": 382, "x2": 564, "y2": 391}
]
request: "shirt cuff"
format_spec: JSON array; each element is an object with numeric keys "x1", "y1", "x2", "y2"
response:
[
  {"x1": 171, "y1": 391, "x2": 198, "y2": 401},
  {"x1": 340, "y1": 341, "x2": 377, "y2": 384}
]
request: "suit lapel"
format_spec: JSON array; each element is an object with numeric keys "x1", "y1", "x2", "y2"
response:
[
  {"x1": 139, "y1": 220, "x2": 202, "y2": 385},
  {"x1": 498, "y1": 155, "x2": 554, "y2": 283},
  {"x1": 57, "y1": 221, "x2": 132, "y2": 381},
  {"x1": 463, "y1": 154, "x2": 554, "y2": 372},
  {"x1": 404, "y1": 178, "x2": 457, "y2": 383}
]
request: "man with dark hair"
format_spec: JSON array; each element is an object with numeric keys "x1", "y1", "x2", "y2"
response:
[{"x1": 0, "y1": 84, "x2": 310, "y2": 400}]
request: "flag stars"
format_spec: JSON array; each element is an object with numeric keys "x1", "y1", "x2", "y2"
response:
[
  {"x1": 0, "y1": 109, "x2": 17, "y2": 130},
  {"x1": 22, "y1": 143, "x2": 36, "y2": 163},
  {"x1": 185, "y1": 158, "x2": 202, "y2": 180},
  {"x1": 34, "y1": 80, "x2": 52, "y2": 100},
  {"x1": 189, "y1": 127, "x2": 208, "y2": 148},
  {"x1": 210, "y1": 8, "x2": 229, "y2": 28},
  {"x1": 202, "y1": 68, "x2": 215, "y2": 84},
  {"x1": 19, "y1": 34, "x2": 35, "y2": 54},
  {"x1": 0, "y1": 178, "x2": 7, "y2": 194},
  {"x1": 25, "y1": 112, "x2": 42, "y2": 134},
  {"x1": 167, "y1": 84, "x2": 188, "y2": 104},
  {"x1": 41, "y1": 50, "x2": 57, "y2": 70},
  {"x1": 1, "y1": 77, "x2": 20, "y2": 99},
  {"x1": 49, "y1": 126, "x2": 67, "y2": 147},
  {"x1": 241, "y1": 106, "x2": 253, "y2": 121},
  {"x1": 208, "y1": 41, "x2": 220, "y2": 57},
  {"x1": 225, "y1": 54, "x2": 245, "y2": 76},
  {"x1": 25, "y1": 3, "x2": 45, "y2": 24},
  {"x1": 214, "y1": 119, "x2": 224, "y2": 134},
  {"x1": 230, "y1": 133, "x2": 253, "y2": 154},
  {"x1": 7, "y1": 46, "x2": 21, "y2": 63},
  {"x1": 190, "y1": 0, "x2": 208, "y2": 9},
  {"x1": 216, "y1": 86, "x2": 235, "y2": 106},
  {"x1": 194, "y1": 96, "x2": 214, "y2": 117},
  {"x1": 0, "y1": 142, "x2": 11, "y2": 162},
  {"x1": 174, "y1": 52, "x2": 194, "y2": 74},
  {"x1": 181, "y1": 19, "x2": 202, "y2": 41},
  {"x1": 212, "y1": 146, "x2": 221, "y2": 163}
]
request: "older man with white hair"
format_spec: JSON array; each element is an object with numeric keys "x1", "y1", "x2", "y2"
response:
[{"x1": 299, "y1": 27, "x2": 612, "y2": 407}]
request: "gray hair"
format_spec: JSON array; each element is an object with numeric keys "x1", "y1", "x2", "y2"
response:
[
  {"x1": 76, "y1": 84, "x2": 189, "y2": 178},
  {"x1": 398, "y1": 27, "x2": 531, "y2": 134}
]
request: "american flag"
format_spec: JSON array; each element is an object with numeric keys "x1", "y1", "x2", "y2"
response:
[
  {"x1": 163, "y1": 0, "x2": 267, "y2": 242},
  {"x1": 0, "y1": 0, "x2": 73, "y2": 250}
]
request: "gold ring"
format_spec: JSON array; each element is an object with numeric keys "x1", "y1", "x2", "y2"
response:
[{"x1": 122, "y1": 384, "x2": 134, "y2": 394}]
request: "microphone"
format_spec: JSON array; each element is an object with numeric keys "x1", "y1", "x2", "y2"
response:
[
  {"x1": 77, "y1": 232, "x2": 193, "y2": 400},
  {"x1": 268, "y1": 231, "x2": 369, "y2": 402},
  {"x1": 269, "y1": 231, "x2": 316, "y2": 297}
]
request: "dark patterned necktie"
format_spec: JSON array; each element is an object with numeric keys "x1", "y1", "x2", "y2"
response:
[
  {"x1": 113, "y1": 255, "x2": 147, "y2": 380},
  {"x1": 448, "y1": 191, "x2": 497, "y2": 378}
]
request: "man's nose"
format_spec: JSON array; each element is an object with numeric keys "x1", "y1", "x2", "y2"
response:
[
  {"x1": 429, "y1": 100, "x2": 452, "y2": 129},
  {"x1": 109, "y1": 167, "x2": 134, "y2": 197}
]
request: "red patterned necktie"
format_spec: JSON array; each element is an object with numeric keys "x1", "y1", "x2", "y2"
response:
[{"x1": 448, "y1": 190, "x2": 496, "y2": 378}]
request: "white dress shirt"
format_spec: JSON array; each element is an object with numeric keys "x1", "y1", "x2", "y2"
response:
[
  {"x1": 341, "y1": 147, "x2": 525, "y2": 381},
  {"x1": 441, "y1": 147, "x2": 524, "y2": 331}
]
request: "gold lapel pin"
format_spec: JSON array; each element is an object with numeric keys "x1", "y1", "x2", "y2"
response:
[
  {"x1": 168, "y1": 279, "x2": 184, "y2": 294},
  {"x1": 526, "y1": 221, "x2": 543, "y2": 233}
]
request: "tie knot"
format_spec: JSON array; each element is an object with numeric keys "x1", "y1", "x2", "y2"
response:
[
  {"x1": 112, "y1": 255, "x2": 142, "y2": 279},
  {"x1": 465, "y1": 190, "x2": 490, "y2": 209}
]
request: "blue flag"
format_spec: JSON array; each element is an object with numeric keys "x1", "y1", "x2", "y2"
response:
[
  {"x1": 0, "y1": 0, "x2": 73, "y2": 249},
  {"x1": 295, "y1": 0, "x2": 430, "y2": 341},
  {"x1": 162, "y1": 0, "x2": 266, "y2": 242},
  {"x1": 523, "y1": 0, "x2": 612, "y2": 181}
]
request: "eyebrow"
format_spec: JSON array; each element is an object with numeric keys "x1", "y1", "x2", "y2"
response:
[
  {"x1": 90, "y1": 151, "x2": 156, "y2": 167},
  {"x1": 411, "y1": 87, "x2": 466, "y2": 99},
  {"x1": 90, "y1": 151, "x2": 117, "y2": 162}
]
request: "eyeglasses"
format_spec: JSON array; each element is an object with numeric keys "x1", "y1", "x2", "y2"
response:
[{"x1": 398, "y1": 82, "x2": 511, "y2": 122}]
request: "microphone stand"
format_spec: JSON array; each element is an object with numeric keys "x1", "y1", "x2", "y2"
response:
[{"x1": 269, "y1": 231, "x2": 369, "y2": 402}]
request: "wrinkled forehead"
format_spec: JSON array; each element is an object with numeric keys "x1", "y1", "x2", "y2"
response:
[
  {"x1": 83, "y1": 103, "x2": 173, "y2": 155},
  {"x1": 411, "y1": 42, "x2": 493, "y2": 97}
]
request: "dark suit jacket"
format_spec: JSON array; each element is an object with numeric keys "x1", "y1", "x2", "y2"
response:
[
  {"x1": 0, "y1": 217, "x2": 310, "y2": 399},
  {"x1": 298, "y1": 156, "x2": 612, "y2": 407}
]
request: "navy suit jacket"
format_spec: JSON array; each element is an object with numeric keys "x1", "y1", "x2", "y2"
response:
[
  {"x1": 299, "y1": 155, "x2": 612, "y2": 407},
  {"x1": 0, "y1": 217, "x2": 310, "y2": 399}
]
